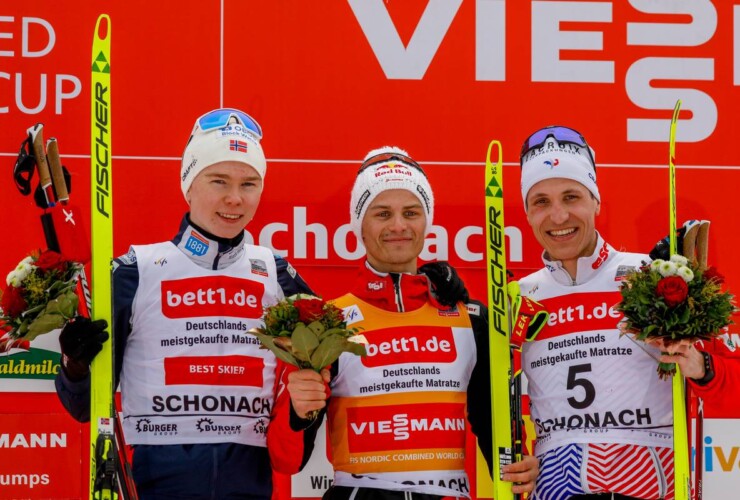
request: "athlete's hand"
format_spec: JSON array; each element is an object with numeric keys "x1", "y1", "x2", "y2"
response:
[
  {"x1": 59, "y1": 316, "x2": 109, "y2": 381},
  {"x1": 645, "y1": 338, "x2": 706, "y2": 380},
  {"x1": 502, "y1": 454, "x2": 539, "y2": 494},
  {"x1": 287, "y1": 368, "x2": 331, "y2": 419},
  {"x1": 419, "y1": 261, "x2": 469, "y2": 307}
]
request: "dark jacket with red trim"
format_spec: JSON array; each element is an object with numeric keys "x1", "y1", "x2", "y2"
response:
[{"x1": 55, "y1": 215, "x2": 318, "y2": 499}]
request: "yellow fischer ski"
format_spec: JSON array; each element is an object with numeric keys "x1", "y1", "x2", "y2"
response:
[
  {"x1": 485, "y1": 140, "x2": 517, "y2": 500},
  {"x1": 90, "y1": 14, "x2": 116, "y2": 500},
  {"x1": 669, "y1": 99, "x2": 691, "y2": 500}
]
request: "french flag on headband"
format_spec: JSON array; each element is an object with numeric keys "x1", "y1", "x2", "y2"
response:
[{"x1": 229, "y1": 140, "x2": 248, "y2": 153}]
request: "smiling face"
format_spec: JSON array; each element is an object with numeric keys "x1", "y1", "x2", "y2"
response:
[
  {"x1": 525, "y1": 177, "x2": 600, "y2": 277},
  {"x1": 186, "y1": 161, "x2": 263, "y2": 239},
  {"x1": 361, "y1": 189, "x2": 426, "y2": 273}
]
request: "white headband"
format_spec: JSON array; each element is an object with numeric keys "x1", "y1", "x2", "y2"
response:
[{"x1": 520, "y1": 137, "x2": 599, "y2": 207}]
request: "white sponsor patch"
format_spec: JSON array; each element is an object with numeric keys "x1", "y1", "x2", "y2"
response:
[
  {"x1": 342, "y1": 304, "x2": 364, "y2": 326},
  {"x1": 117, "y1": 247, "x2": 137, "y2": 265},
  {"x1": 466, "y1": 303, "x2": 481, "y2": 316},
  {"x1": 720, "y1": 332, "x2": 737, "y2": 352},
  {"x1": 286, "y1": 263, "x2": 297, "y2": 278}
]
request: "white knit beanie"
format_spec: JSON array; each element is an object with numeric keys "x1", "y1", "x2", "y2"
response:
[
  {"x1": 349, "y1": 146, "x2": 434, "y2": 238},
  {"x1": 520, "y1": 137, "x2": 599, "y2": 207},
  {"x1": 181, "y1": 111, "x2": 266, "y2": 200}
]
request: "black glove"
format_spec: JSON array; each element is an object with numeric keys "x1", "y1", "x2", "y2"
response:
[
  {"x1": 419, "y1": 261, "x2": 470, "y2": 307},
  {"x1": 648, "y1": 220, "x2": 699, "y2": 261},
  {"x1": 59, "y1": 316, "x2": 109, "y2": 380}
]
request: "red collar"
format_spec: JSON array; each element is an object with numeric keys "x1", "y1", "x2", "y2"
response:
[{"x1": 349, "y1": 261, "x2": 443, "y2": 312}]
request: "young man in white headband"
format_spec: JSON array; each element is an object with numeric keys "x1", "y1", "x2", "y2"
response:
[
  {"x1": 516, "y1": 125, "x2": 732, "y2": 500},
  {"x1": 287, "y1": 146, "x2": 539, "y2": 499},
  {"x1": 55, "y1": 108, "x2": 320, "y2": 499}
]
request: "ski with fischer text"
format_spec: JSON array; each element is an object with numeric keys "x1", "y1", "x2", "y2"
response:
[
  {"x1": 484, "y1": 140, "x2": 519, "y2": 500},
  {"x1": 90, "y1": 13, "x2": 117, "y2": 500}
]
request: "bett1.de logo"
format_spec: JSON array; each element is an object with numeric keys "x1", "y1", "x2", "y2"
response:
[{"x1": 161, "y1": 276, "x2": 264, "y2": 319}]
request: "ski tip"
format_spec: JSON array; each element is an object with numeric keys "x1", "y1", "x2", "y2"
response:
[
  {"x1": 486, "y1": 140, "x2": 502, "y2": 169},
  {"x1": 96, "y1": 14, "x2": 110, "y2": 41}
]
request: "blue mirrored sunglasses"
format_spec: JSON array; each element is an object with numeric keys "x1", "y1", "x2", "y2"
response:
[
  {"x1": 519, "y1": 125, "x2": 595, "y2": 169},
  {"x1": 196, "y1": 108, "x2": 263, "y2": 139},
  {"x1": 358, "y1": 152, "x2": 426, "y2": 176}
]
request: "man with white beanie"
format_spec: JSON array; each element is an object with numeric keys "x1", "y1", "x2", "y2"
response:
[
  {"x1": 516, "y1": 125, "x2": 679, "y2": 500},
  {"x1": 286, "y1": 147, "x2": 539, "y2": 499},
  {"x1": 55, "y1": 108, "x2": 320, "y2": 498}
]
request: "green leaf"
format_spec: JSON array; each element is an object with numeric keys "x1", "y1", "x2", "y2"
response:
[
  {"x1": 638, "y1": 324, "x2": 657, "y2": 339},
  {"x1": 50, "y1": 290, "x2": 79, "y2": 317},
  {"x1": 319, "y1": 327, "x2": 348, "y2": 341},
  {"x1": 344, "y1": 340, "x2": 367, "y2": 357},
  {"x1": 310, "y1": 336, "x2": 347, "y2": 370},
  {"x1": 679, "y1": 306, "x2": 691, "y2": 324},
  {"x1": 252, "y1": 331, "x2": 299, "y2": 366},
  {"x1": 24, "y1": 313, "x2": 66, "y2": 341},
  {"x1": 18, "y1": 319, "x2": 29, "y2": 336},
  {"x1": 22, "y1": 291, "x2": 79, "y2": 341},
  {"x1": 307, "y1": 320, "x2": 326, "y2": 336},
  {"x1": 310, "y1": 336, "x2": 366, "y2": 370},
  {"x1": 292, "y1": 323, "x2": 320, "y2": 362}
]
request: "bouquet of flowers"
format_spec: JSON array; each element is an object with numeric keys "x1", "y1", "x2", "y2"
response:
[
  {"x1": 617, "y1": 254, "x2": 735, "y2": 378},
  {"x1": 250, "y1": 294, "x2": 366, "y2": 372},
  {"x1": 0, "y1": 249, "x2": 81, "y2": 351}
]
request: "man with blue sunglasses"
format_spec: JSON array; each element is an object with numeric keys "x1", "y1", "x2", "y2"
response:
[
  {"x1": 513, "y1": 125, "x2": 740, "y2": 500},
  {"x1": 54, "y1": 108, "x2": 320, "y2": 499}
]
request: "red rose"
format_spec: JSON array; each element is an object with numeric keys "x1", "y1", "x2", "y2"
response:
[
  {"x1": 703, "y1": 266, "x2": 725, "y2": 285},
  {"x1": 656, "y1": 276, "x2": 689, "y2": 307},
  {"x1": 294, "y1": 298, "x2": 325, "y2": 323},
  {"x1": 1, "y1": 285, "x2": 28, "y2": 318},
  {"x1": 34, "y1": 250, "x2": 67, "y2": 273}
]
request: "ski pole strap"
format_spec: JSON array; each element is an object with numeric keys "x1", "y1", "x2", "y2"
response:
[
  {"x1": 507, "y1": 281, "x2": 548, "y2": 349},
  {"x1": 13, "y1": 135, "x2": 35, "y2": 196}
]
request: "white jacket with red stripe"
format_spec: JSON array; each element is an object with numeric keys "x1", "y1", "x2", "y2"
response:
[{"x1": 519, "y1": 235, "x2": 674, "y2": 456}]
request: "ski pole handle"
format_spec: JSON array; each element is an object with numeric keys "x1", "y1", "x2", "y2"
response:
[
  {"x1": 47, "y1": 137, "x2": 70, "y2": 205},
  {"x1": 27, "y1": 123, "x2": 55, "y2": 207}
]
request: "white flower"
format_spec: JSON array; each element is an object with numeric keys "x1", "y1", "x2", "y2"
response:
[
  {"x1": 14, "y1": 263, "x2": 35, "y2": 282},
  {"x1": 6, "y1": 269, "x2": 19, "y2": 287},
  {"x1": 650, "y1": 259, "x2": 665, "y2": 271},
  {"x1": 677, "y1": 266, "x2": 694, "y2": 282},
  {"x1": 6, "y1": 257, "x2": 37, "y2": 287},
  {"x1": 658, "y1": 260, "x2": 678, "y2": 277},
  {"x1": 670, "y1": 254, "x2": 689, "y2": 266}
]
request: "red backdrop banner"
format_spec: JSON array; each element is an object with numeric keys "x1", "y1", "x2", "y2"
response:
[{"x1": 1, "y1": 1, "x2": 738, "y2": 498}]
